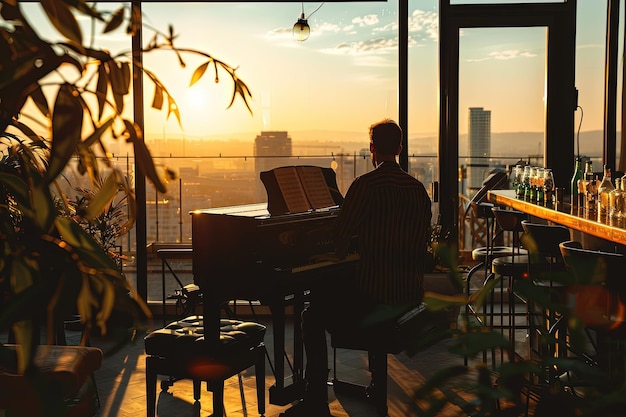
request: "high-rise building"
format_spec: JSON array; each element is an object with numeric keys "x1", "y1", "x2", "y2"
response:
[
  {"x1": 254, "y1": 131, "x2": 295, "y2": 200},
  {"x1": 467, "y1": 107, "x2": 491, "y2": 196},
  {"x1": 255, "y1": 131, "x2": 292, "y2": 155}
]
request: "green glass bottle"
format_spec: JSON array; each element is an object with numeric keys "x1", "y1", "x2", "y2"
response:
[{"x1": 570, "y1": 157, "x2": 583, "y2": 206}]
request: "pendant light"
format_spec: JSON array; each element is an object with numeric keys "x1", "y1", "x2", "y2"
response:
[
  {"x1": 292, "y1": 2, "x2": 324, "y2": 42},
  {"x1": 293, "y1": 9, "x2": 310, "y2": 42}
]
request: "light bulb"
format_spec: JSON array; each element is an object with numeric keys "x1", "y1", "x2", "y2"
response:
[{"x1": 292, "y1": 13, "x2": 310, "y2": 42}]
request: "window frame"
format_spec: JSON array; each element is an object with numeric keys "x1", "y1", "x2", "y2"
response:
[{"x1": 438, "y1": 0, "x2": 577, "y2": 243}]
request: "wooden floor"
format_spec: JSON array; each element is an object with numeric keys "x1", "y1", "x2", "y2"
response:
[
  {"x1": 88, "y1": 316, "x2": 472, "y2": 417},
  {"x1": 0, "y1": 270, "x2": 540, "y2": 417}
]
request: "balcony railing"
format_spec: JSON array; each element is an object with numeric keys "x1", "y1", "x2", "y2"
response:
[{"x1": 58, "y1": 151, "x2": 589, "y2": 305}]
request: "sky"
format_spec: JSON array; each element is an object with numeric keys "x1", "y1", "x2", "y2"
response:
[{"x1": 14, "y1": 1, "x2": 612, "y2": 146}]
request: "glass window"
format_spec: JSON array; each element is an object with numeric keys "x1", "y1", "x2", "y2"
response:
[
  {"x1": 575, "y1": 0, "x2": 609, "y2": 169},
  {"x1": 139, "y1": 2, "x2": 402, "y2": 204},
  {"x1": 458, "y1": 27, "x2": 547, "y2": 197},
  {"x1": 408, "y1": 0, "x2": 439, "y2": 207},
  {"x1": 138, "y1": 2, "x2": 411, "y2": 301}
]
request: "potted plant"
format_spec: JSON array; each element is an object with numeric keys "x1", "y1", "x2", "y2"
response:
[{"x1": 0, "y1": 0, "x2": 251, "y2": 380}]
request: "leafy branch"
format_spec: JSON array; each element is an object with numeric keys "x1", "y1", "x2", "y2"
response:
[{"x1": 0, "y1": 0, "x2": 253, "y2": 375}]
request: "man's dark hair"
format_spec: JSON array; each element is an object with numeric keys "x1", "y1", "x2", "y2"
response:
[{"x1": 369, "y1": 118, "x2": 402, "y2": 155}]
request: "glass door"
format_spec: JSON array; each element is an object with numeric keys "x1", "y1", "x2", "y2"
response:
[{"x1": 438, "y1": 0, "x2": 577, "y2": 251}]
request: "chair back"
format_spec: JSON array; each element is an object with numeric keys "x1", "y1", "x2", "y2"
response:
[
  {"x1": 491, "y1": 207, "x2": 526, "y2": 233},
  {"x1": 521, "y1": 221, "x2": 570, "y2": 267},
  {"x1": 559, "y1": 241, "x2": 626, "y2": 327},
  {"x1": 491, "y1": 207, "x2": 526, "y2": 250},
  {"x1": 559, "y1": 241, "x2": 624, "y2": 287}
]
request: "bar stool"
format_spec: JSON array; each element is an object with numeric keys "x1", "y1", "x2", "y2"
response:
[
  {"x1": 520, "y1": 222, "x2": 570, "y2": 356},
  {"x1": 559, "y1": 241, "x2": 626, "y2": 388},
  {"x1": 489, "y1": 207, "x2": 529, "y2": 367},
  {"x1": 519, "y1": 221, "x2": 571, "y2": 388},
  {"x1": 465, "y1": 202, "x2": 523, "y2": 364}
]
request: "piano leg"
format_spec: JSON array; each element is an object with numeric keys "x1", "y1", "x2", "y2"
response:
[
  {"x1": 267, "y1": 294, "x2": 307, "y2": 406},
  {"x1": 293, "y1": 290, "x2": 304, "y2": 383}
]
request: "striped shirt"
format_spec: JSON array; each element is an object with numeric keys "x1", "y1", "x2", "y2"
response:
[{"x1": 334, "y1": 161, "x2": 432, "y2": 305}]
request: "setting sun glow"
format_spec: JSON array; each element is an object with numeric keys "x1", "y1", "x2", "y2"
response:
[{"x1": 185, "y1": 87, "x2": 210, "y2": 112}]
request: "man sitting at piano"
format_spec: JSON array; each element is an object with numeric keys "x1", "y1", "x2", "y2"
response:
[{"x1": 281, "y1": 118, "x2": 432, "y2": 417}]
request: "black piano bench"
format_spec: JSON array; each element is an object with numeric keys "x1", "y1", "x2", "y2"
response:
[
  {"x1": 144, "y1": 315, "x2": 267, "y2": 417},
  {"x1": 330, "y1": 302, "x2": 434, "y2": 417}
]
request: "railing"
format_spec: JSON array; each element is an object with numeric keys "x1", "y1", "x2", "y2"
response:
[
  {"x1": 59, "y1": 151, "x2": 579, "y2": 304},
  {"x1": 94, "y1": 152, "x2": 434, "y2": 303}
]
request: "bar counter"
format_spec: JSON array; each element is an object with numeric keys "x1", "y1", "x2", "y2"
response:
[{"x1": 487, "y1": 189, "x2": 626, "y2": 246}]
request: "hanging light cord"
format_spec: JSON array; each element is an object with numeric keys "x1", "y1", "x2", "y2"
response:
[
  {"x1": 302, "y1": 2, "x2": 325, "y2": 19},
  {"x1": 576, "y1": 105, "x2": 583, "y2": 159}
]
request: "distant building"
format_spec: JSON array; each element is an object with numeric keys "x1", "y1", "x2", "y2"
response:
[
  {"x1": 146, "y1": 198, "x2": 179, "y2": 243},
  {"x1": 467, "y1": 107, "x2": 491, "y2": 196},
  {"x1": 254, "y1": 131, "x2": 295, "y2": 200},
  {"x1": 254, "y1": 131, "x2": 292, "y2": 167}
]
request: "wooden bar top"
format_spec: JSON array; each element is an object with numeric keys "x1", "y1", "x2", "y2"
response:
[{"x1": 488, "y1": 189, "x2": 626, "y2": 246}]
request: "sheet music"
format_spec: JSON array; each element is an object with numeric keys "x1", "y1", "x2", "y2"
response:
[
  {"x1": 296, "y1": 166, "x2": 337, "y2": 210},
  {"x1": 273, "y1": 166, "x2": 311, "y2": 213}
]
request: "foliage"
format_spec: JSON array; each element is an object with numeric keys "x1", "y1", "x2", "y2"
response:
[
  {"x1": 425, "y1": 214, "x2": 452, "y2": 273},
  {"x1": 415, "y1": 242, "x2": 626, "y2": 417},
  {"x1": 60, "y1": 173, "x2": 131, "y2": 269},
  {"x1": 0, "y1": 0, "x2": 252, "y2": 379}
]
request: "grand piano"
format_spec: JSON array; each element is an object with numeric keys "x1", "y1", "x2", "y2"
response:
[{"x1": 191, "y1": 166, "x2": 358, "y2": 405}]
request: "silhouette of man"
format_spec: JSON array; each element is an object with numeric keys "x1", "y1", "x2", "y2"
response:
[{"x1": 281, "y1": 119, "x2": 432, "y2": 417}]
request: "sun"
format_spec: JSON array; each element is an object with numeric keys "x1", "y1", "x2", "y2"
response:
[
  {"x1": 178, "y1": 85, "x2": 219, "y2": 134},
  {"x1": 185, "y1": 87, "x2": 210, "y2": 111}
]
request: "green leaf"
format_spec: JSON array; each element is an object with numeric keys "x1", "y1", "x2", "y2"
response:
[
  {"x1": 45, "y1": 84, "x2": 83, "y2": 185},
  {"x1": 423, "y1": 291, "x2": 466, "y2": 311},
  {"x1": 124, "y1": 119, "x2": 166, "y2": 193},
  {"x1": 75, "y1": 142, "x2": 101, "y2": 182},
  {"x1": 31, "y1": 185, "x2": 54, "y2": 231},
  {"x1": 190, "y1": 62, "x2": 209, "y2": 86},
  {"x1": 107, "y1": 61, "x2": 126, "y2": 112},
  {"x1": 166, "y1": 95, "x2": 181, "y2": 126},
  {"x1": 12, "y1": 120, "x2": 44, "y2": 143},
  {"x1": 28, "y1": 84, "x2": 50, "y2": 118},
  {"x1": 40, "y1": 0, "x2": 83, "y2": 45},
  {"x1": 85, "y1": 174, "x2": 118, "y2": 220},
  {"x1": 10, "y1": 256, "x2": 35, "y2": 294},
  {"x1": 103, "y1": 7, "x2": 125, "y2": 33},
  {"x1": 96, "y1": 62, "x2": 108, "y2": 120},
  {"x1": 58, "y1": 42, "x2": 111, "y2": 63},
  {"x1": 120, "y1": 62, "x2": 131, "y2": 94},
  {"x1": 151, "y1": 84, "x2": 164, "y2": 110},
  {"x1": 54, "y1": 217, "x2": 99, "y2": 253},
  {"x1": 0, "y1": 173, "x2": 30, "y2": 207},
  {"x1": 66, "y1": 0, "x2": 103, "y2": 20},
  {"x1": 108, "y1": 61, "x2": 129, "y2": 95},
  {"x1": 448, "y1": 329, "x2": 510, "y2": 357},
  {"x1": 470, "y1": 276, "x2": 500, "y2": 308},
  {"x1": 228, "y1": 77, "x2": 253, "y2": 114},
  {"x1": 97, "y1": 277, "x2": 116, "y2": 334},
  {"x1": 55, "y1": 218, "x2": 121, "y2": 275},
  {"x1": 12, "y1": 319, "x2": 33, "y2": 374},
  {"x1": 83, "y1": 117, "x2": 115, "y2": 148}
]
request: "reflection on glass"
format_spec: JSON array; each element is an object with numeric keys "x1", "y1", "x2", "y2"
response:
[{"x1": 458, "y1": 27, "x2": 546, "y2": 200}]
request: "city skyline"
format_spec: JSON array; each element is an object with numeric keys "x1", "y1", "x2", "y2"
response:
[
  {"x1": 137, "y1": 128, "x2": 612, "y2": 159},
  {"x1": 18, "y1": 1, "x2": 611, "y2": 153},
  {"x1": 140, "y1": 1, "x2": 608, "y2": 140}
]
